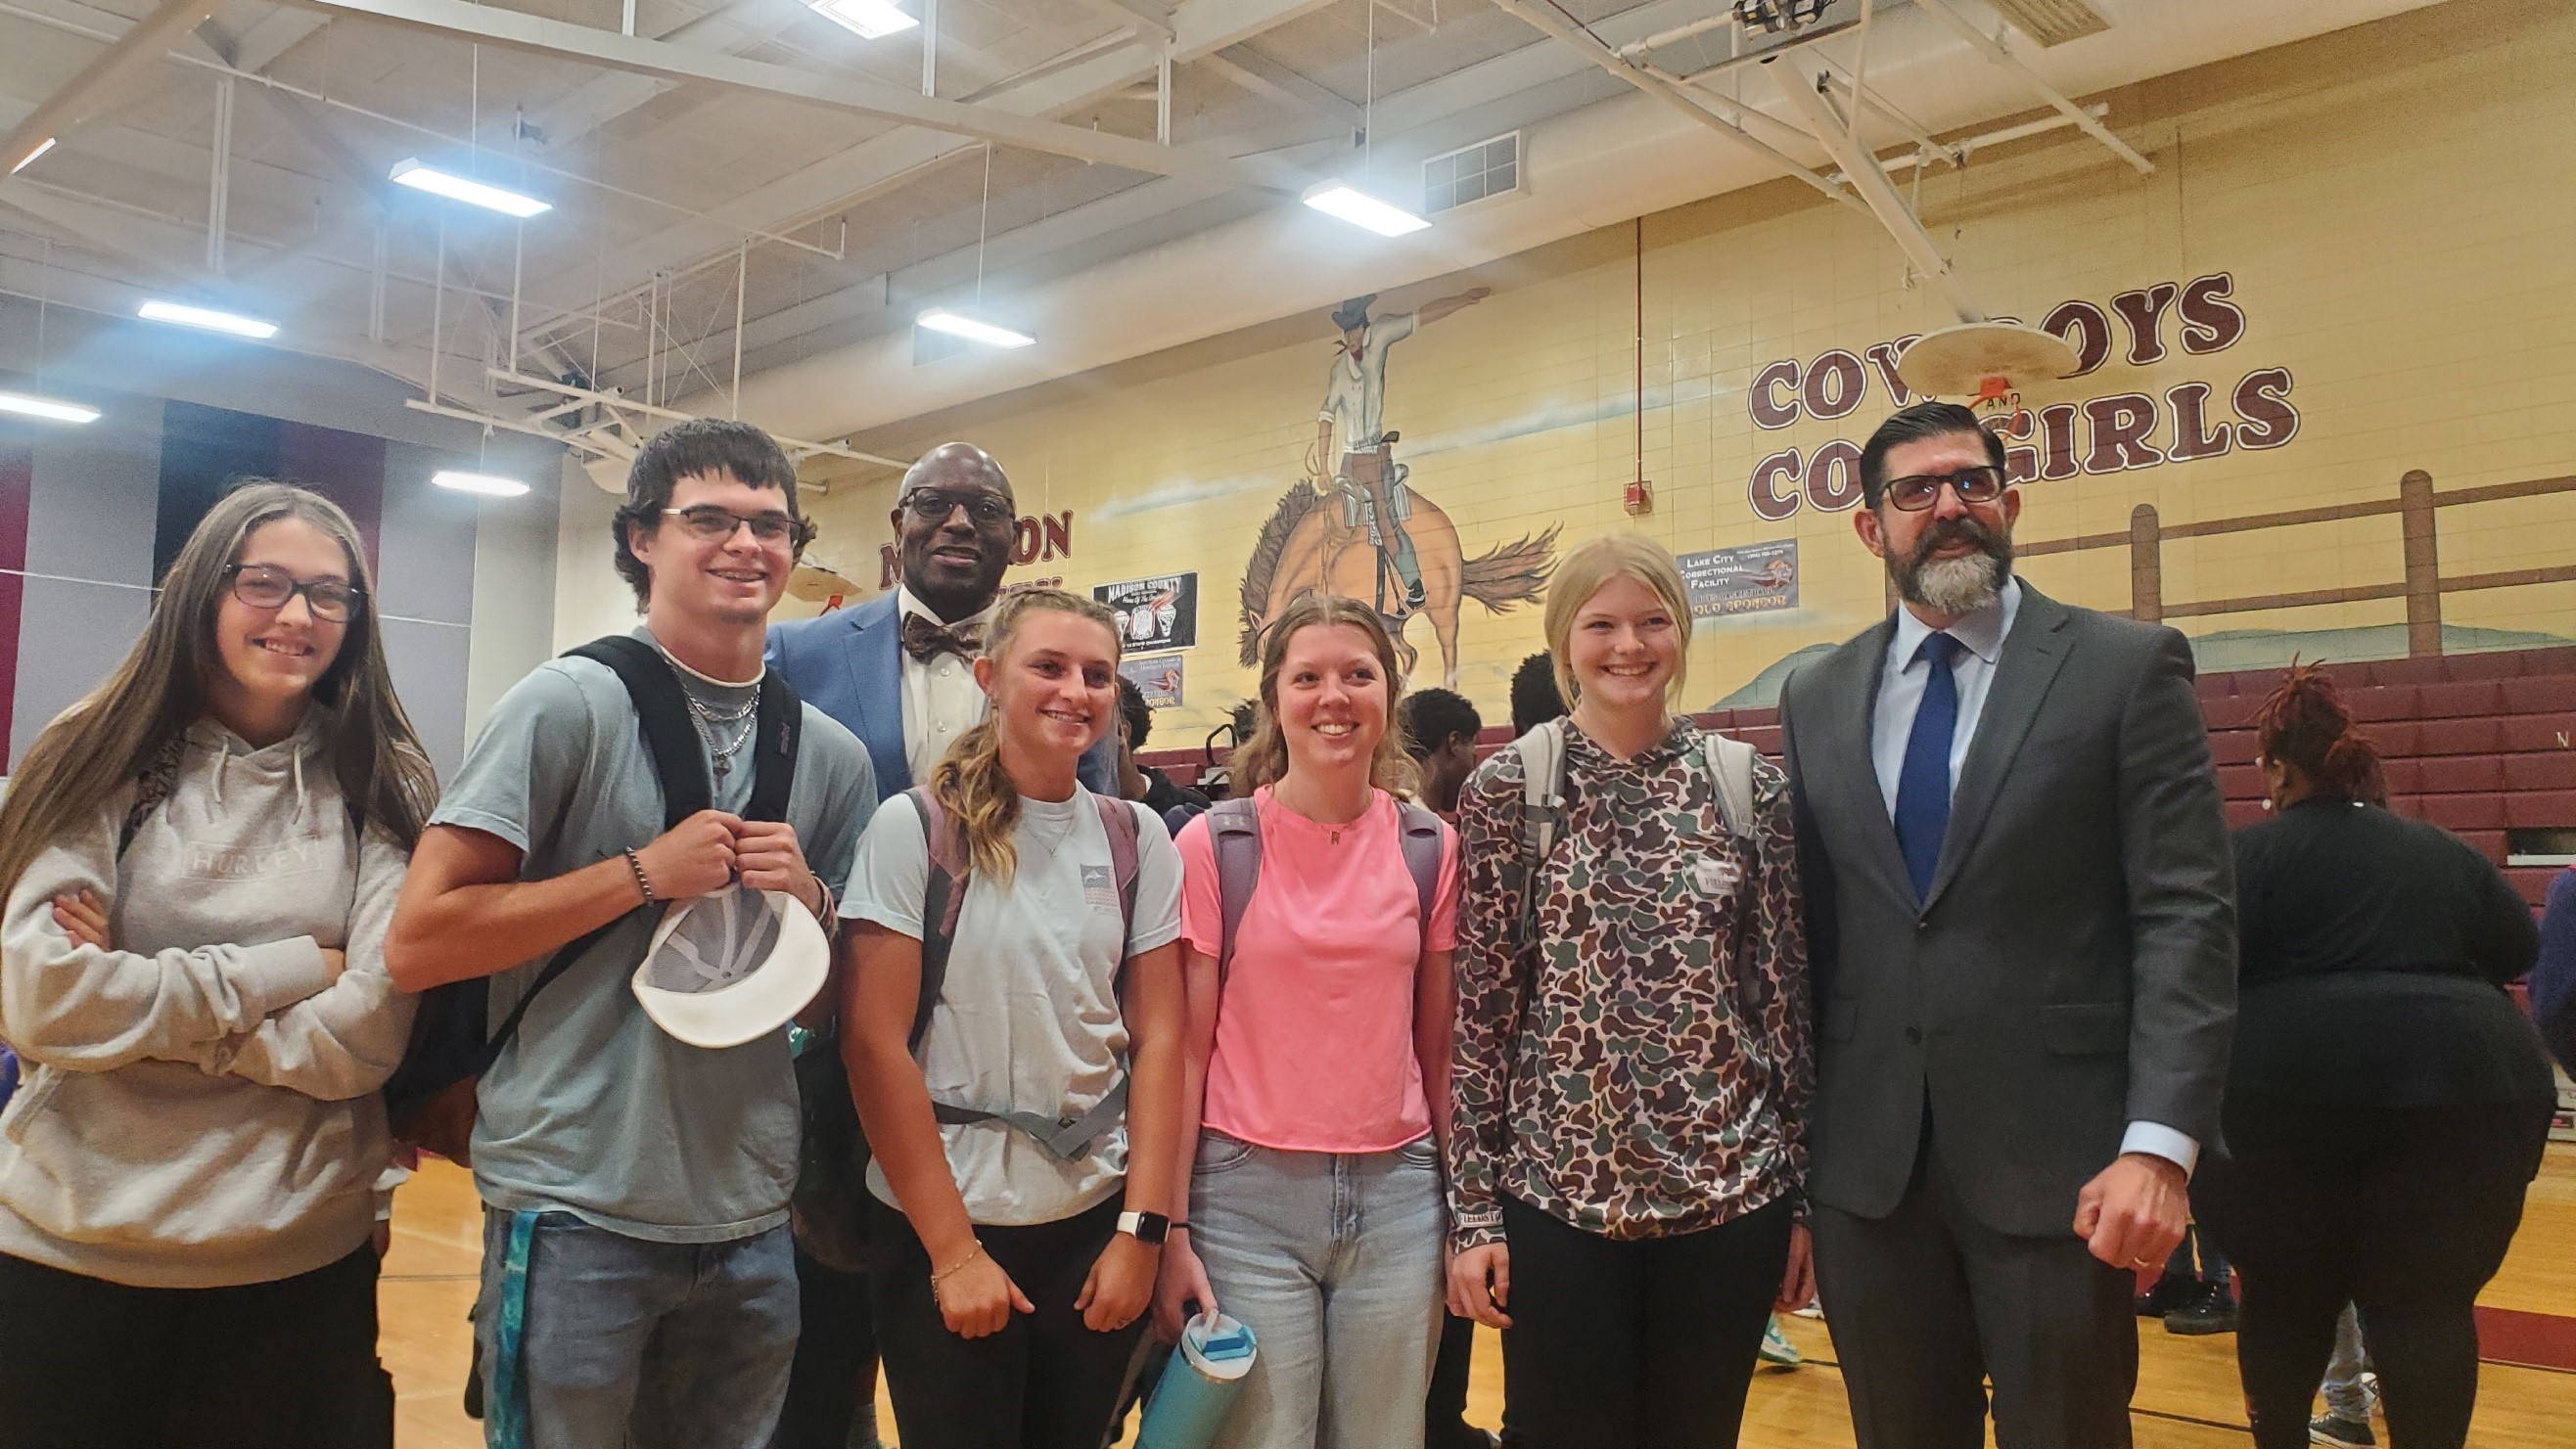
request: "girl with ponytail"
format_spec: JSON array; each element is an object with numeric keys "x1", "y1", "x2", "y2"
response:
[
  {"x1": 2193, "y1": 661, "x2": 2551, "y2": 1449},
  {"x1": 839, "y1": 588, "x2": 1187, "y2": 1449}
]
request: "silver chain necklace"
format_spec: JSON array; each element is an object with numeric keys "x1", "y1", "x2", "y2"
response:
[{"x1": 656, "y1": 643, "x2": 760, "y2": 778}]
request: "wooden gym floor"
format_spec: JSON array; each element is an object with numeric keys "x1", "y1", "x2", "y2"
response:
[{"x1": 382, "y1": 1144, "x2": 2576, "y2": 1448}]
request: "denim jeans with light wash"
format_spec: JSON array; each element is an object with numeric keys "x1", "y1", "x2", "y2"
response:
[
  {"x1": 2322, "y1": 1303, "x2": 2373, "y2": 1421},
  {"x1": 1189, "y1": 1133, "x2": 1446, "y2": 1449},
  {"x1": 476, "y1": 1210, "x2": 801, "y2": 1449}
]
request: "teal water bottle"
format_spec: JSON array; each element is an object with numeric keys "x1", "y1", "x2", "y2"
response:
[{"x1": 1137, "y1": 1313, "x2": 1258, "y2": 1449}]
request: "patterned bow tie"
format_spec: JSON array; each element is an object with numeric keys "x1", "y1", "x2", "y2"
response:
[{"x1": 900, "y1": 611, "x2": 985, "y2": 663}]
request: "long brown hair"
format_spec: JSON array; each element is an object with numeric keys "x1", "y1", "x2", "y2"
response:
[
  {"x1": 1227, "y1": 593, "x2": 1419, "y2": 797},
  {"x1": 926, "y1": 587, "x2": 1122, "y2": 884},
  {"x1": 2252, "y1": 659, "x2": 2386, "y2": 806},
  {"x1": 0, "y1": 482, "x2": 438, "y2": 903}
]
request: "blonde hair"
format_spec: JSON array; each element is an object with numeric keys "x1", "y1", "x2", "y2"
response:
[
  {"x1": 1228, "y1": 594, "x2": 1420, "y2": 797},
  {"x1": 926, "y1": 587, "x2": 1122, "y2": 883},
  {"x1": 1541, "y1": 532, "x2": 1695, "y2": 712},
  {"x1": 0, "y1": 483, "x2": 437, "y2": 906}
]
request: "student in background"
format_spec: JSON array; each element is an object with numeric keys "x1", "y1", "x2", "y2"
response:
[
  {"x1": 1507, "y1": 653, "x2": 1564, "y2": 737},
  {"x1": 0, "y1": 482, "x2": 435, "y2": 1447},
  {"x1": 1156, "y1": 595, "x2": 1462, "y2": 1449},
  {"x1": 1119, "y1": 677, "x2": 1213, "y2": 832},
  {"x1": 2193, "y1": 663, "x2": 2550, "y2": 1449},
  {"x1": 1449, "y1": 534, "x2": 1811, "y2": 1449},
  {"x1": 2533, "y1": 868, "x2": 2576, "y2": 1071},
  {"x1": 842, "y1": 588, "x2": 1186, "y2": 1449},
  {"x1": 1401, "y1": 688, "x2": 1483, "y2": 823}
]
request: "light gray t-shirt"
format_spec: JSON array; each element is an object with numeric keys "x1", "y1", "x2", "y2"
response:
[
  {"x1": 844, "y1": 790, "x2": 1182, "y2": 1227},
  {"x1": 434, "y1": 644, "x2": 876, "y2": 1243}
]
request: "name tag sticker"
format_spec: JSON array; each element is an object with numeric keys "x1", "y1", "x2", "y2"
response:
[{"x1": 1690, "y1": 856, "x2": 1742, "y2": 897}]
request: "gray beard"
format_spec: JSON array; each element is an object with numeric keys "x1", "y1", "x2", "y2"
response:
[{"x1": 1894, "y1": 537, "x2": 2013, "y2": 616}]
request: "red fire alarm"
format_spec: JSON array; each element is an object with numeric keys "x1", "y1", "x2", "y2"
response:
[{"x1": 1625, "y1": 477, "x2": 1653, "y2": 516}]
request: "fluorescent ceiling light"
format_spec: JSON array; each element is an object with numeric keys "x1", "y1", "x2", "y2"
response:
[
  {"x1": 0, "y1": 389, "x2": 100, "y2": 425},
  {"x1": 433, "y1": 470, "x2": 530, "y2": 497},
  {"x1": 806, "y1": 0, "x2": 918, "y2": 39},
  {"x1": 1302, "y1": 181, "x2": 1430, "y2": 237},
  {"x1": 137, "y1": 300, "x2": 279, "y2": 339},
  {"x1": 9, "y1": 138, "x2": 55, "y2": 174},
  {"x1": 917, "y1": 308, "x2": 1035, "y2": 348},
  {"x1": 390, "y1": 159, "x2": 551, "y2": 218}
]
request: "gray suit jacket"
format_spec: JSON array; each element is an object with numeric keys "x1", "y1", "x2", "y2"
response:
[{"x1": 1778, "y1": 585, "x2": 2235, "y2": 1236}]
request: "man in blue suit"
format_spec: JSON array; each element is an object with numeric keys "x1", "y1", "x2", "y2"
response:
[{"x1": 762, "y1": 439, "x2": 1110, "y2": 1449}]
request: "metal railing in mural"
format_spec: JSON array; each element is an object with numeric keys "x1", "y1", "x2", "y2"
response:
[{"x1": 2012, "y1": 470, "x2": 2576, "y2": 653}]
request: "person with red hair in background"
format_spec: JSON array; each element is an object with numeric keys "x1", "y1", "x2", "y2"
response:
[{"x1": 2193, "y1": 663, "x2": 2551, "y2": 1449}]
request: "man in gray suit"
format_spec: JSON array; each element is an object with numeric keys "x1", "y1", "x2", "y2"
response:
[{"x1": 1779, "y1": 401, "x2": 2235, "y2": 1447}]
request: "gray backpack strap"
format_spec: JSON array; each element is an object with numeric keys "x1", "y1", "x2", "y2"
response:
[
  {"x1": 1394, "y1": 800, "x2": 1445, "y2": 942},
  {"x1": 1506, "y1": 720, "x2": 1568, "y2": 949},
  {"x1": 1208, "y1": 797, "x2": 1264, "y2": 981},
  {"x1": 931, "y1": 1084, "x2": 1129, "y2": 1162},
  {"x1": 1700, "y1": 731, "x2": 1759, "y2": 842}
]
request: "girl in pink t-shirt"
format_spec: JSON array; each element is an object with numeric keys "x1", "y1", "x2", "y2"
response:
[{"x1": 1152, "y1": 595, "x2": 1460, "y2": 1449}]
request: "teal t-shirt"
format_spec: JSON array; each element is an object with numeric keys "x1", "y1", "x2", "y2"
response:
[{"x1": 433, "y1": 645, "x2": 877, "y2": 1242}]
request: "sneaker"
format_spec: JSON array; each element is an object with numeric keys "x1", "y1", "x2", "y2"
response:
[
  {"x1": 2135, "y1": 1273, "x2": 2197, "y2": 1318},
  {"x1": 2164, "y1": 1281, "x2": 2238, "y2": 1336},
  {"x1": 2309, "y1": 1414, "x2": 2374, "y2": 1446},
  {"x1": 1759, "y1": 1314, "x2": 1804, "y2": 1368}
]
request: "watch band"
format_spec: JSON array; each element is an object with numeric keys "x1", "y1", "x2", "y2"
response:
[{"x1": 1116, "y1": 1209, "x2": 1171, "y2": 1245}]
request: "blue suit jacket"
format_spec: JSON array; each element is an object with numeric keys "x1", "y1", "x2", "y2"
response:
[{"x1": 767, "y1": 591, "x2": 1114, "y2": 798}]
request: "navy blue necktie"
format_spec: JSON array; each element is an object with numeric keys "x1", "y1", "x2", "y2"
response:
[{"x1": 1895, "y1": 631, "x2": 1964, "y2": 901}]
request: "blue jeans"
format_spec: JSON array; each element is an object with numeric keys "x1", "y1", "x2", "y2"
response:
[
  {"x1": 476, "y1": 1210, "x2": 800, "y2": 1449},
  {"x1": 1189, "y1": 1133, "x2": 1446, "y2": 1449}
]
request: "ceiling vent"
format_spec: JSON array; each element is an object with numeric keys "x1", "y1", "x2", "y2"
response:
[
  {"x1": 1424, "y1": 132, "x2": 1521, "y2": 216},
  {"x1": 1981, "y1": 0, "x2": 2113, "y2": 47}
]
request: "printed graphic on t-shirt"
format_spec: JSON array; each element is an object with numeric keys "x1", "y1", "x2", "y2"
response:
[{"x1": 1081, "y1": 864, "x2": 1119, "y2": 914}]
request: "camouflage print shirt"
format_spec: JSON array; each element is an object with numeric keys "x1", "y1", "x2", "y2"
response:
[{"x1": 1447, "y1": 717, "x2": 1813, "y2": 1251}]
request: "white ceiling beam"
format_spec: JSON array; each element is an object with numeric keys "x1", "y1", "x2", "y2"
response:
[
  {"x1": 218, "y1": 6, "x2": 333, "y2": 72},
  {"x1": 1911, "y1": 0, "x2": 2151, "y2": 173},
  {"x1": 1066, "y1": 0, "x2": 1174, "y2": 41},
  {"x1": 1770, "y1": 54, "x2": 1982, "y2": 321},
  {"x1": 1, "y1": 0, "x2": 225, "y2": 175},
  {"x1": 267, "y1": 0, "x2": 1309, "y2": 192},
  {"x1": 511, "y1": 0, "x2": 1340, "y2": 333},
  {"x1": 1483, "y1": 0, "x2": 1869, "y2": 216},
  {"x1": 1199, "y1": 43, "x2": 1362, "y2": 130}
]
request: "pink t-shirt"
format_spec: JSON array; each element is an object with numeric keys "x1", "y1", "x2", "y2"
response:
[{"x1": 1175, "y1": 787, "x2": 1461, "y2": 1154}]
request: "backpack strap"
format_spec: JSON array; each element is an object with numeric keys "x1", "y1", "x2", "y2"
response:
[
  {"x1": 1207, "y1": 796, "x2": 1263, "y2": 981},
  {"x1": 1700, "y1": 731, "x2": 1759, "y2": 842},
  {"x1": 1394, "y1": 799, "x2": 1445, "y2": 941},
  {"x1": 1504, "y1": 719, "x2": 1568, "y2": 951},
  {"x1": 905, "y1": 789, "x2": 968, "y2": 1054},
  {"x1": 745, "y1": 672, "x2": 804, "y2": 826},
  {"x1": 566, "y1": 636, "x2": 708, "y2": 829}
]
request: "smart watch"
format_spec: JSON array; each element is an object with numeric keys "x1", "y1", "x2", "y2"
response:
[{"x1": 1117, "y1": 1209, "x2": 1171, "y2": 1245}]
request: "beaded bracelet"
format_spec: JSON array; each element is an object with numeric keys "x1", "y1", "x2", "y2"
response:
[{"x1": 623, "y1": 848, "x2": 657, "y2": 904}]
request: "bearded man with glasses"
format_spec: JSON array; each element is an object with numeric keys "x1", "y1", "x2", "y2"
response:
[
  {"x1": 762, "y1": 441, "x2": 1113, "y2": 1449},
  {"x1": 1777, "y1": 400, "x2": 2236, "y2": 1449}
]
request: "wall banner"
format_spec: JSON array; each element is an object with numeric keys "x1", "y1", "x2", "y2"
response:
[
  {"x1": 1677, "y1": 540, "x2": 1800, "y2": 618},
  {"x1": 1119, "y1": 654, "x2": 1185, "y2": 708},
  {"x1": 1097, "y1": 572, "x2": 1199, "y2": 653}
]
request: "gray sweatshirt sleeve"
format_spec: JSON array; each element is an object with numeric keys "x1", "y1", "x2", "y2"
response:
[
  {"x1": 0, "y1": 799, "x2": 335, "y2": 1073},
  {"x1": 193, "y1": 826, "x2": 419, "y2": 1102}
]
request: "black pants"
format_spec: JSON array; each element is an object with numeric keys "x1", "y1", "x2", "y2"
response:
[
  {"x1": 1810, "y1": 1133, "x2": 2139, "y2": 1449},
  {"x1": 1498, "y1": 1195, "x2": 1790, "y2": 1449},
  {"x1": 1426, "y1": 1312, "x2": 1493, "y2": 1449},
  {"x1": 771, "y1": 1245, "x2": 881, "y2": 1449},
  {"x1": 2193, "y1": 1094, "x2": 2552, "y2": 1449},
  {"x1": 0, "y1": 1245, "x2": 390, "y2": 1449},
  {"x1": 868, "y1": 1196, "x2": 1145, "y2": 1449}
]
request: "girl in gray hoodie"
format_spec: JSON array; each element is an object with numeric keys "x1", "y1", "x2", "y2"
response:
[{"x1": 0, "y1": 482, "x2": 437, "y2": 1448}]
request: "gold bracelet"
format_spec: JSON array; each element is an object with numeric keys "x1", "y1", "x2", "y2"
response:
[{"x1": 930, "y1": 1243, "x2": 986, "y2": 1292}]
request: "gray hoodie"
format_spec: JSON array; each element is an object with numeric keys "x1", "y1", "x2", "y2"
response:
[{"x1": 0, "y1": 714, "x2": 415, "y2": 1288}]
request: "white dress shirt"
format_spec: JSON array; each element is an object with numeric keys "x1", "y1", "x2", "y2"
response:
[
  {"x1": 1866, "y1": 575, "x2": 2199, "y2": 1177},
  {"x1": 897, "y1": 586, "x2": 997, "y2": 785}
]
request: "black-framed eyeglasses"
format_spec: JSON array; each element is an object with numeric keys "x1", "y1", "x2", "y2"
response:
[
  {"x1": 899, "y1": 490, "x2": 1014, "y2": 526},
  {"x1": 224, "y1": 564, "x2": 363, "y2": 621},
  {"x1": 1883, "y1": 465, "x2": 2006, "y2": 512},
  {"x1": 663, "y1": 505, "x2": 814, "y2": 549}
]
